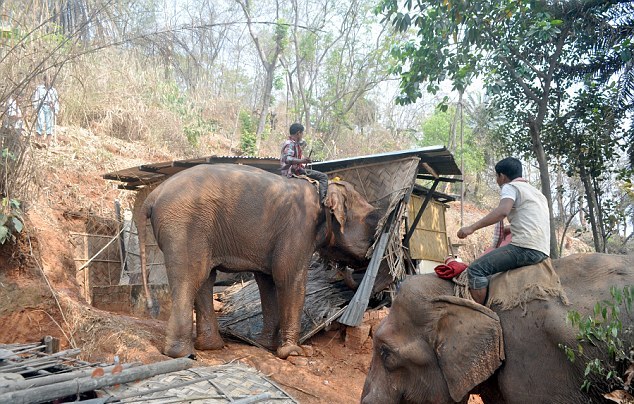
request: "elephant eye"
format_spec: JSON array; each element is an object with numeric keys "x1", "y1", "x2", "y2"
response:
[{"x1": 379, "y1": 345, "x2": 398, "y2": 370}]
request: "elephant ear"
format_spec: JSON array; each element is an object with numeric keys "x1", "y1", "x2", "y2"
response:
[
  {"x1": 431, "y1": 296, "x2": 505, "y2": 402},
  {"x1": 324, "y1": 183, "x2": 346, "y2": 231}
]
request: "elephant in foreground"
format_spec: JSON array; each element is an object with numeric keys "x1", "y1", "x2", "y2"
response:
[
  {"x1": 135, "y1": 164, "x2": 380, "y2": 359},
  {"x1": 362, "y1": 253, "x2": 634, "y2": 403}
]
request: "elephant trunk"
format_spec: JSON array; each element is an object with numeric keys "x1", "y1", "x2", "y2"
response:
[{"x1": 342, "y1": 267, "x2": 359, "y2": 290}]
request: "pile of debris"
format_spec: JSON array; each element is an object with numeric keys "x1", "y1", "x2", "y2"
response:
[{"x1": 0, "y1": 337, "x2": 296, "y2": 403}]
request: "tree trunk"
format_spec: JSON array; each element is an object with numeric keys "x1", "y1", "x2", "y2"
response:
[
  {"x1": 579, "y1": 165, "x2": 602, "y2": 252},
  {"x1": 236, "y1": 0, "x2": 284, "y2": 155},
  {"x1": 254, "y1": 66, "x2": 274, "y2": 153},
  {"x1": 591, "y1": 175, "x2": 609, "y2": 251},
  {"x1": 556, "y1": 160, "x2": 565, "y2": 228},
  {"x1": 291, "y1": 0, "x2": 312, "y2": 134},
  {"x1": 528, "y1": 121, "x2": 559, "y2": 258}
]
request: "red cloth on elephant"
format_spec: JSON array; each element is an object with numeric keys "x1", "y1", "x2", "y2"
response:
[{"x1": 434, "y1": 256, "x2": 468, "y2": 279}]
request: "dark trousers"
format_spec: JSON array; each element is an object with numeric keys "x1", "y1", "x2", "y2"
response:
[
  {"x1": 304, "y1": 169, "x2": 328, "y2": 203},
  {"x1": 467, "y1": 244, "x2": 548, "y2": 289}
]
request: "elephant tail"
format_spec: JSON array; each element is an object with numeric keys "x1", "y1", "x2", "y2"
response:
[{"x1": 134, "y1": 191, "x2": 160, "y2": 319}]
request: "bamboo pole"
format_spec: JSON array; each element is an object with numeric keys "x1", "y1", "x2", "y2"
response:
[
  {"x1": 0, "y1": 363, "x2": 141, "y2": 394},
  {"x1": 0, "y1": 357, "x2": 194, "y2": 404},
  {"x1": 0, "y1": 348, "x2": 81, "y2": 373}
]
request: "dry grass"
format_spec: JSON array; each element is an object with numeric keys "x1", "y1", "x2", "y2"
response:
[
  {"x1": 62, "y1": 50, "x2": 194, "y2": 157},
  {"x1": 59, "y1": 293, "x2": 163, "y2": 362}
]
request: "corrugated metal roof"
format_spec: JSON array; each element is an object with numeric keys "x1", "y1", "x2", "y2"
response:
[
  {"x1": 102, "y1": 146, "x2": 462, "y2": 190},
  {"x1": 103, "y1": 155, "x2": 280, "y2": 189},
  {"x1": 311, "y1": 146, "x2": 461, "y2": 176}
]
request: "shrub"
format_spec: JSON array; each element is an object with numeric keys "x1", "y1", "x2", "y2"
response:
[
  {"x1": 239, "y1": 110, "x2": 256, "y2": 155},
  {"x1": 560, "y1": 286, "x2": 634, "y2": 396},
  {"x1": 0, "y1": 197, "x2": 23, "y2": 244}
]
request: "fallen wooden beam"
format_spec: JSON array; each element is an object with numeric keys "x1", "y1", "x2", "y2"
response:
[
  {"x1": 0, "y1": 363, "x2": 141, "y2": 394},
  {"x1": 0, "y1": 357, "x2": 194, "y2": 404},
  {"x1": 0, "y1": 348, "x2": 82, "y2": 373}
]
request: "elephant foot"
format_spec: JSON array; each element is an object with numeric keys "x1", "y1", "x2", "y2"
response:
[
  {"x1": 194, "y1": 334, "x2": 225, "y2": 351},
  {"x1": 164, "y1": 340, "x2": 194, "y2": 359},
  {"x1": 277, "y1": 343, "x2": 304, "y2": 359}
]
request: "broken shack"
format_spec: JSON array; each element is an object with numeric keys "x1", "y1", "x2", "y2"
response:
[{"x1": 100, "y1": 146, "x2": 462, "y2": 344}]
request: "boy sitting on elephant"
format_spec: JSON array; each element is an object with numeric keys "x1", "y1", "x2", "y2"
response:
[
  {"x1": 457, "y1": 157, "x2": 550, "y2": 304},
  {"x1": 280, "y1": 123, "x2": 328, "y2": 204}
]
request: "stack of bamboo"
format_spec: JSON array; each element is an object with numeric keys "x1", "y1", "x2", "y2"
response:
[{"x1": 0, "y1": 339, "x2": 193, "y2": 404}]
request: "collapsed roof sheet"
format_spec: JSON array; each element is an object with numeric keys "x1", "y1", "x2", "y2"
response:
[{"x1": 102, "y1": 146, "x2": 462, "y2": 190}]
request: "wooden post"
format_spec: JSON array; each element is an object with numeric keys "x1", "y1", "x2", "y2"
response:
[
  {"x1": 41, "y1": 336, "x2": 59, "y2": 354},
  {"x1": 84, "y1": 232, "x2": 89, "y2": 302},
  {"x1": 114, "y1": 199, "x2": 128, "y2": 283}
]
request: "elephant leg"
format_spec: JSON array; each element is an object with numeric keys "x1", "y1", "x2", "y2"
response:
[
  {"x1": 163, "y1": 250, "x2": 209, "y2": 358},
  {"x1": 254, "y1": 272, "x2": 280, "y2": 350},
  {"x1": 273, "y1": 255, "x2": 310, "y2": 359},
  {"x1": 194, "y1": 270, "x2": 224, "y2": 351}
]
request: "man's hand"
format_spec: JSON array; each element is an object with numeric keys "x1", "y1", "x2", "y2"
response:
[
  {"x1": 300, "y1": 157, "x2": 312, "y2": 164},
  {"x1": 457, "y1": 225, "x2": 474, "y2": 239}
]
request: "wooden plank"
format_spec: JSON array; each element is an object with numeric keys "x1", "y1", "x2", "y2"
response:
[
  {"x1": 338, "y1": 231, "x2": 391, "y2": 326},
  {"x1": 0, "y1": 357, "x2": 194, "y2": 404},
  {"x1": 417, "y1": 174, "x2": 462, "y2": 183},
  {"x1": 0, "y1": 348, "x2": 81, "y2": 373},
  {"x1": 0, "y1": 363, "x2": 141, "y2": 394}
]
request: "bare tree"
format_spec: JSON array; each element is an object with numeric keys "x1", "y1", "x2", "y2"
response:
[{"x1": 235, "y1": 0, "x2": 286, "y2": 155}]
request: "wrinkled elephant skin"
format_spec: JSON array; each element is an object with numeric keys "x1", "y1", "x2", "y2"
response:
[
  {"x1": 362, "y1": 253, "x2": 634, "y2": 403},
  {"x1": 135, "y1": 164, "x2": 379, "y2": 359}
]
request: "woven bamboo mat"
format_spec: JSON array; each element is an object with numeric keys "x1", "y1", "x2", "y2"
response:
[
  {"x1": 218, "y1": 259, "x2": 354, "y2": 346},
  {"x1": 100, "y1": 363, "x2": 298, "y2": 403}
]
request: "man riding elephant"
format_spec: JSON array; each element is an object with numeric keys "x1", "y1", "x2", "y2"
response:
[
  {"x1": 280, "y1": 122, "x2": 329, "y2": 205},
  {"x1": 457, "y1": 157, "x2": 550, "y2": 304}
]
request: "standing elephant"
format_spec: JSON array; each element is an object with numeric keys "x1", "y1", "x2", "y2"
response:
[
  {"x1": 362, "y1": 253, "x2": 634, "y2": 403},
  {"x1": 135, "y1": 164, "x2": 379, "y2": 359}
]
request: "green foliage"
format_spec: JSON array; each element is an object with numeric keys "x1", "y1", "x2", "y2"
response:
[
  {"x1": 560, "y1": 286, "x2": 634, "y2": 394},
  {"x1": 298, "y1": 31, "x2": 318, "y2": 63},
  {"x1": 157, "y1": 82, "x2": 216, "y2": 147},
  {"x1": 239, "y1": 110, "x2": 257, "y2": 155},
  {"x1": 0, "y1": 197, "x2": 23, "y2": 245},
  {"x1": 274, "y1": 19, "x2": 289, "y2": 55},
  {"x1": 376, "y1": 0, "x2": 630, "y2": 152},
  {"x1": 547, "y1": 82, "x2": 629, "y2": 249},
  {"x1": 418, "y1": 105, "x2": 485, "y2": 174}
]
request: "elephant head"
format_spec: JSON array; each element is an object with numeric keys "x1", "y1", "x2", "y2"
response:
[
  {"x1": 319, "y1": 181, "x2": 380, "y2": 267},
  {"x1": 362, "y1": 277, "x2": 504, "y2": 404}
]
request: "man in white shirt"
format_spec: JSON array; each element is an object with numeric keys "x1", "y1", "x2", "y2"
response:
[
  {"x1": 32, "y1": 74, "x2": 60, "y2": 148},
  {"x1": 3, "y1": 96, "x2": 23, "y2": 134},
  {"x1": 457, "y1": 157, "x2": 550, "y2": 305}
]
